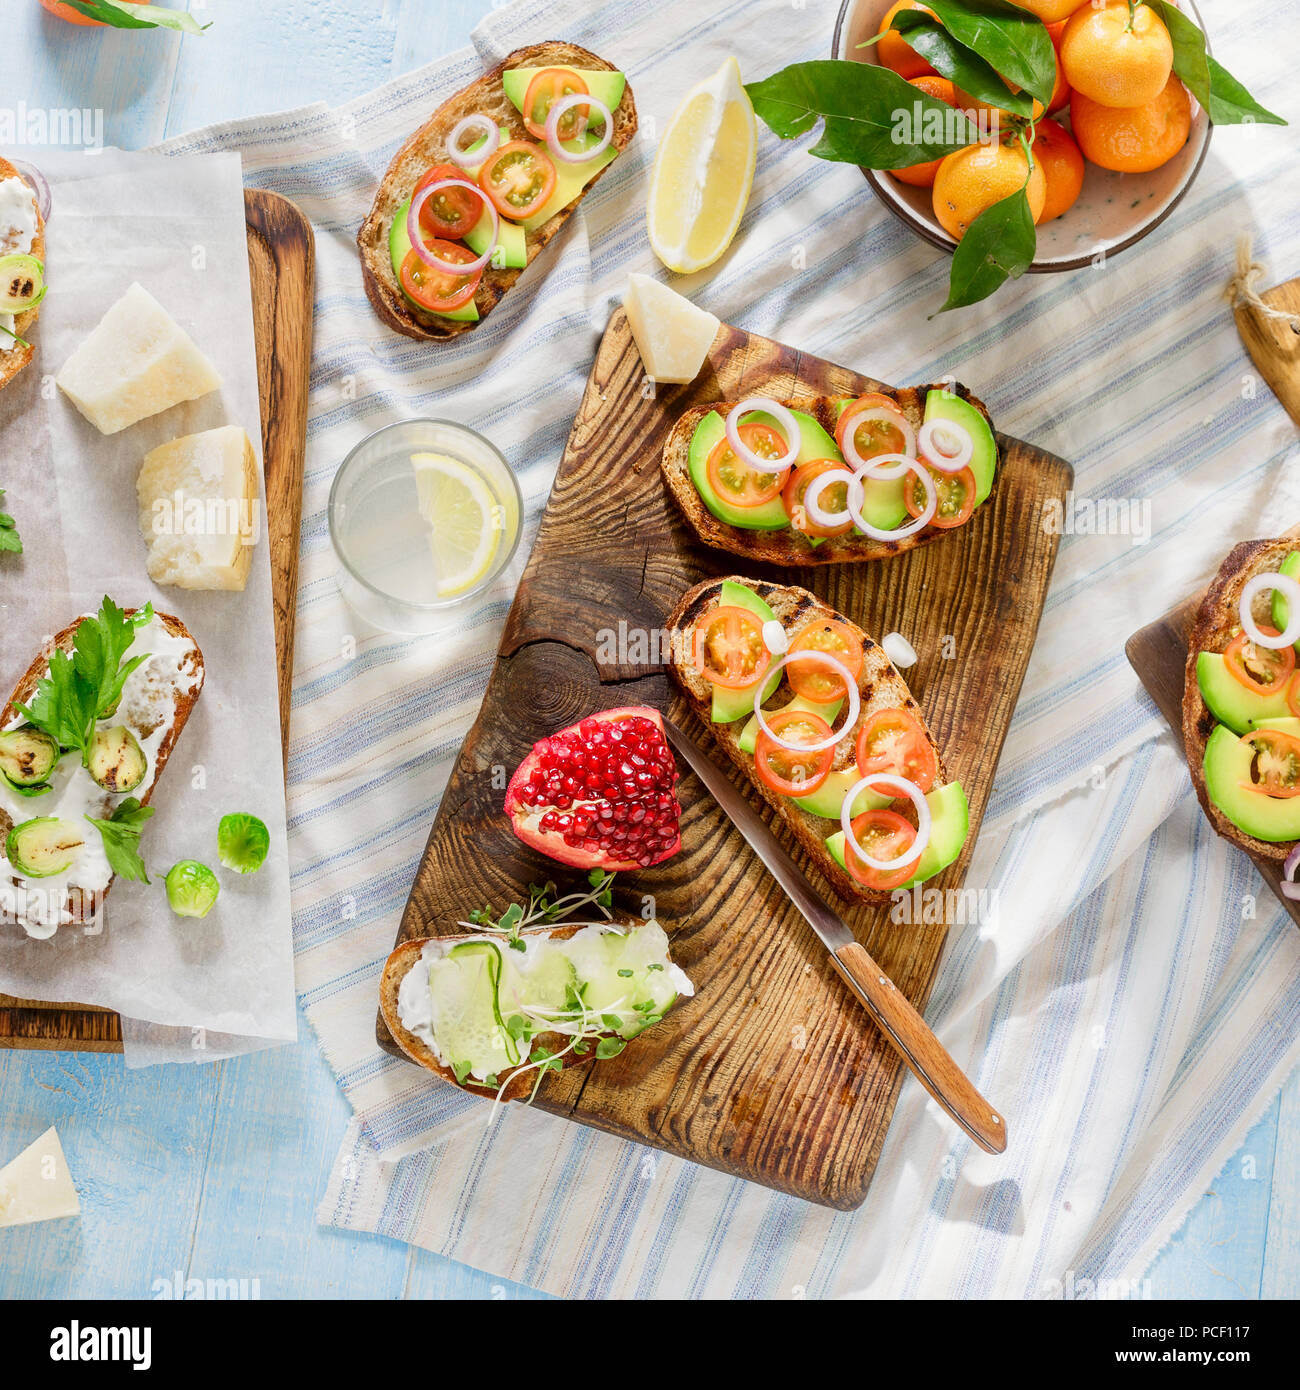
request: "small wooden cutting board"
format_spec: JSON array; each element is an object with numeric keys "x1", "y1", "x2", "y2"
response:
[
  {"x1": 1126, "y1": 597, "x2": 1300, "y2": 928},
  {"x1": 1234, "y1": 275, "x2": 1300, "y2": 428},
  {"x1": 0, "y1": 188, "x2": 315, "y2": 1051},
  {"x1": 381, "y1": 308, "x2": 1073, "y2": 1210}
]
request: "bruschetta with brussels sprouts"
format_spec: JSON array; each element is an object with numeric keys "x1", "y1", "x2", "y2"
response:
[
  {"x1": 357, "y1": 41, "x2": 636, "y2": 341},
  {"x1": 0, "y1": 156, "x2": 47, "y2": 391},
  {"x1": 661, "y1": 385, "x2": 999, "y2": 564},
  {"x1": 1182, "y1": 526, "x2": 1300, "y2": 874},
  {"x1": 381, "y1": 914, "x2": 692, "y2": 1100},
  {"x1": 0, "y1": 600, "x2": 204, "y2": 939},
  {"x1": 667, "y1": 576, "x2": 969, "y2": 904}
]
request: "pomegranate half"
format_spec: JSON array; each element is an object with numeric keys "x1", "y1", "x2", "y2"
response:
[{"x1": 504, "y1": 706, "x2": 682, "y2": 871}]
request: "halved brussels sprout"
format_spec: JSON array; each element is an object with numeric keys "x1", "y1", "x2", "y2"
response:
[
  {"x1": 6, "y1": 817, "x2": 84, "y2": 878},
  {"x1": 0, "y1": 726, "x2": 59, "y2": 788},
  {"x1": 87, "y1": 726, "x2": 147, "y2": 794}
]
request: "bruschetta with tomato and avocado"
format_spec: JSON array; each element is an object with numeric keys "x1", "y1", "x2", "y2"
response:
[
  {"x1": 661, "y1": 386, "x2": 999, "y2": 565},
  {"x1": 1182, "y1": 528, "x2": 1300, "y2": 880},
  {"x1": 357, "y1": 41, "x2": 636, "y2": 341},
  {"x1": 667, "y1": 577, "x2": 969, "y2": 904}
]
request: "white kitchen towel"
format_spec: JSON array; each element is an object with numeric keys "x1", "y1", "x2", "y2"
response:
[{"x1": 158, "y1": 0, "x2": 1299, "y2": 1296}]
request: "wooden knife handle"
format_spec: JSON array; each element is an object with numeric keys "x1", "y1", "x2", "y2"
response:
[{"x1": 832, "y1": 941, "x2": 1008, "y2": 1155}]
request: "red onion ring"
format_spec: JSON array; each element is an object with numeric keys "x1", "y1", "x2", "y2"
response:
[
  {"x1": 725, "y1": 398, "x2": 801, "y2": 475},
  {"x1": 802, "y1": 467, "x2": 855, "y2": 530},
  {"x1": 447, "y1": 115, "x2": 499, "y2": 169},
  {"x1": 406, "y1": 179, "x2": 498, "y2": 276},
  {"x1": 1285, "y1": 843, "x2": 1300, "y2": 882},
  {"x1": 753, "y1": 652, "x2": 860, "y2": 753},
  {"x1": 918, "y1": 419, "x2": 973, "y2": 474},
  {"x1": 9, "y1": 159, "x2": 51, "y2": 223},
  {"x1": 846, "y1": 458, "x2": 936, "y2": 541},
  {"x1": 840, "y1": 773, "x2": 932, "y2": 871},
  {"x1": 840, "y1": 405, "x2": 915, "y2": 469},
  {"x1": 546, "y1": 93, "x2": 614, "y2": 164},
  {"x1": 1239, "y1": 574, "x2": 1300, "y2": 650}
]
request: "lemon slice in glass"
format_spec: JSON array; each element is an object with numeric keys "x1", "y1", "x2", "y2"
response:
[
  {"x1": 647, "y1": 56, "x2": 757, "y2": 275},
  {"x1": 412, "y1": 451, "x2": 503, "y2": 598}
]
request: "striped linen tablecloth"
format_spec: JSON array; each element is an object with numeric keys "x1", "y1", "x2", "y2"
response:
[{"x1": 160, "y1": 0, "x2": 1300, "y2": 1297}]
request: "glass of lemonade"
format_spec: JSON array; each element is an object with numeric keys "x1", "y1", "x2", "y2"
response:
[{"x1": 329, "y1": 419, "x2": 523, "y2": 635}]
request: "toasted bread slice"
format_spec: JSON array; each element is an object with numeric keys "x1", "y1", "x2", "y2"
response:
[
  {"x1": 358, "y1": 41, "x2": 637, "y2": 342},
  {"x1": 667, "y1": 576, "x2": 946, "y2": 903},
  {"x1": 381, "y1": 917, "x2": 677, "y2": 1099},
  {"x1": 1182, "y1": 526, "x2": 1300, "y2": 860},
  {"x1": 661, "y1": 384, "x2": 997, "y2": 565},
  {"x1": 0, "y1": 157, "x2": 45, "y2": 392},
  {"x1": 0, "y1": 609, "x2": 205, "y2": 935}
]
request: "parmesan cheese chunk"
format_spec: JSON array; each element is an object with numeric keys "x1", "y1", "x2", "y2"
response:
[
  {"x1": 57, "y1": 282, "x2": 222, "y2": 434},
  {"x1": 0, "y1": 1127, "x2": 80, "y2": 1229},
  {"x1": 623, "y1": 273, "x2": 720, "y2": 386},
  {"x1": 136, "y1": 425, "x2": 259, "y2": 592}
]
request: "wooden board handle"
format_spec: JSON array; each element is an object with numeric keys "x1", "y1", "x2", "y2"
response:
[{"x1": 832, "y1": 941, "x2": 1008, "y2": 1154}]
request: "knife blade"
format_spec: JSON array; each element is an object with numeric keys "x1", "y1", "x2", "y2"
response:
[{"x1": 664, "y1": 718, "x2": 1008, "y2": 1155}]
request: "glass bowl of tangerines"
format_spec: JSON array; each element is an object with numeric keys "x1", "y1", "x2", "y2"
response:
[{"x1": 748, "y1": 0, "x2": 1283, "y2": 310}]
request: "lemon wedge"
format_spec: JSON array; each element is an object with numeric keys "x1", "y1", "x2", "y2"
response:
[
  {"x1": 647, "y1": 56, "x2": 757, "y2": 274},
  {"x1": 412, "y1": 452, "x2": 503, "y2": 598}
]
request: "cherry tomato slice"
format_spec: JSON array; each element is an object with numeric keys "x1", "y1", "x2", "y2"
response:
[
  {"x1": 845, "y1": 809, "x2": 921, "y2": 890},
  {"x1": 754, "y1": 709, "x2": 835, "y2": 798},
  {"x1": 706, "y1": 423, "x2": 790, "y2": 508},
  {"x1": 1225, "y1": 627, "x2": 1295, "y2": 696},
  {"x1": 787, "y1": 620, "x2": 864, "y2": 702},
  {"x1": 784, "y1": 459, "x2": 854, "y2": 538},
  {"x1": 904, "y1": 465, "x2": 976, "y2": 529},
  {"x1": 399, "y1": 241, "x2": 483, "y2": 313},
  {"x1": 522, "y1": 67, "x2": 591, "y2": 141},
  {"x1": 854, "y1": 707, "x2": 938, "y2": 794},
  {"x1": 836, "y1": 392, "x2": 908, "y2": 462},
  {"x1": 478, "y1": 141, "x2": 557, "y2": 220},
  {"x1": 1241, "y1": 728, "x2": 1300, "y2": 798},
  {"x1": 695, "y1": 605, "x2": 772, "y2": 690},
  {"x1": 414, "y1": 162, "x2": 482, "y2": 239}
]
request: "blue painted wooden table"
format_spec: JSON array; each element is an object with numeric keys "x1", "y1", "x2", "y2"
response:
[{"x1": 0, "y1": 0, "x2": 1294, "y2": 1301}]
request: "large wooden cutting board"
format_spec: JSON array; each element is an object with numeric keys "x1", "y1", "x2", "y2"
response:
[
  {"x1": 382, "y1": 310, "x2": 1072, "y2": 1209},
  {"x1": 0, "y1": 189, "x2": 315, "y2": 1052},
  {"x1": 1127, "y1": 597, "x2": 1300, "y2": 928}
]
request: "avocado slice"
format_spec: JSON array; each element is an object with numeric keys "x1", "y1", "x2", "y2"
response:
[
  {"x1": 501, "y1": 67, "x2": 628, "y2": 120},
  {"x1": 831, "y1": 398, "x2": 910, "y2": 531},
  {"x1": 824, "y1": 781, "x2": 969, "y2": 887},
  {"x1": 923, "y1": 389, "x2": 998, "y2": 505},
  {"x1": 1270, "y1": 551, "x2": 1300, "y2": 649},
  {"x1": 1249, "y1": 716, "x2": 1300, "y2": 736},
  {"x1": 465, "y1": 206, "x2": 527, "y2": 269},
  {"x1": 793, "y1": 767, "x2": 892, "y2": 820},
  {"x1": 688, "y1": 411, "x2": 790, "y2": 531},
  {"x1": 738, "y1": 691, "x2": 843, "y2": 755},
  {"x1": 388, "y1": 198, "x2": 480, "y2": 323},
  {"x1": 1202, "y1": 724, "x2": 1300, "y2": 841},
  {"x1": 520, "y1": 132, "x2": 618, "y2": 234},
  {"x1": 1196, "y1": 651, "x2": 1290, "y2": 735},
  {"x1": 709, "y1": 580, "x2": 783, "y2": 723}
]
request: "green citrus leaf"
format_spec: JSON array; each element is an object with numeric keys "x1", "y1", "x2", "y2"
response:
[
  {"x1": 938, "y1": 186, "x2": 1036, "y2": 313},
  {"x1": 920, "y1": 0, "x2": 1056, "y2": 107},
  {"x1": 890, "y1": 11, "x2": 1031, "y2": 117},
  {"x1": 746, "y1": 60, "x2": 979, "y2": 168}
]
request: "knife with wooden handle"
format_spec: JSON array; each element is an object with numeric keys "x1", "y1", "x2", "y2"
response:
[{"x1": 665, "y1": 719, "x2": 1008, "y2": 1155}]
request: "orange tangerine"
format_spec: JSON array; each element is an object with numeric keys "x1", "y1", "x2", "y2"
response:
[
  {"x1": 877, "y1": 2, "x2": 939, "y2": 81},
  {"x1": 1060, "y1": 0, "x2": 1173, "y2": 109},
  {"x1": 1033, "y1": 118, "x2": 1084, "y2": 220},
  {"x1": 1070, "y1": 75, "x2": 1192, "y2": 172},
  {"x1": 932, "y1": 139, "x2": 1047, "y2": 239}
]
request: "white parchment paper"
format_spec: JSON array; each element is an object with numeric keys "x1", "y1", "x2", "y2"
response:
[{"x1": 0, "y1": 149, "x2": 296, "y2": 1065}]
